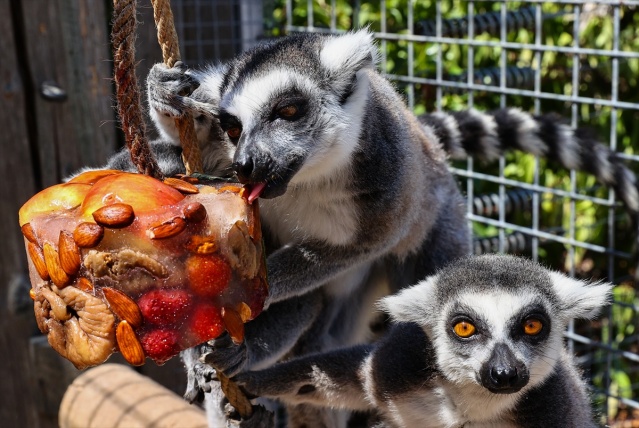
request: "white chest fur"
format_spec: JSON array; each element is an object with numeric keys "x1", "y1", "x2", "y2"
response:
[{"x1": 260, "y1": 181, "x2": 359, "y2": 246}]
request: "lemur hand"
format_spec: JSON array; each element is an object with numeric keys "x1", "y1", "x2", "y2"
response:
[
  {"x1": 200, "y1": 332, "x2": 249, "y2": 378},
  {"x1": 147, "y1": 62, "x2": 203, "y2": 119}
]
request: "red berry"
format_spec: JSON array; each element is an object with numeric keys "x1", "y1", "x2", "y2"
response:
[
  {"x1": 139, "y1": 328, "x2": 180, "y2": 364},
  {"x1": 189, "y1": 302, "x2": 224, "y2": 344},
  {"x1": 186, "y1": 254, "x2": 232, "y2": 297},
  {"x1": 137, "y1": 289, "x2": 193, "y2": 326}
]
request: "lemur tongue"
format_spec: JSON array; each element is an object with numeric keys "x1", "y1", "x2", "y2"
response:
[{"x1": 247, "y1": 182, "x2": 267, "y2": 204}]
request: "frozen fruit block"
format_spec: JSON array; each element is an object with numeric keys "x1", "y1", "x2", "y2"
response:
[{"x1": 19, "y1": 171, "x2": 268, "y2": 369}]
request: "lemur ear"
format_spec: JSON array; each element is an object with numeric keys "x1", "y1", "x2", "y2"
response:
[
  {"x1": 378, "y1": 276, "x2": 438, "y2": 325},
  {"x1": 548, "y1": 272, "x2": 613, "y2": 320},
  {"x1": 319, "y1": 29, "x2": 378, "y2": 100}
]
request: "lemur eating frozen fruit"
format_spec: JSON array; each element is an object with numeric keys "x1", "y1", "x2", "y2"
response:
[
  {"x1": 235, "y1": 254, "x2": 611, "y2": 428},
  {"x1": 97, "y1": 30, "x2": 637, "y2": 427}
]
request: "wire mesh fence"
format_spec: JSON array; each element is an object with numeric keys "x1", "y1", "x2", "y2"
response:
[{"x1": 172, "y1": 0, "x2": 639, "y2": 424}]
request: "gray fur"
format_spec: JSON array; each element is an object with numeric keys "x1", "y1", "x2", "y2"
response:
[{"x1": 235, "y1": 254, "x2": 611, "y2": 428}]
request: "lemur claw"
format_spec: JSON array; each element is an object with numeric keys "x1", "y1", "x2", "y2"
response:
[{"x1": 182, "y1": 345, "x2": 218, "y2": 404}]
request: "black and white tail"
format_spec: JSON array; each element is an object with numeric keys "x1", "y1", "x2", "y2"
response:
[{"x1": 420, "y1": 108, "x2": 639, "y2": 216}]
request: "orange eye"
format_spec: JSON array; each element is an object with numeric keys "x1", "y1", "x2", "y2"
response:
[
  {"x1": 278, "y1": 105, "x2": 298, "y2": 118},
  {"x1": 227, "y1": 127, "x2": 241, "y2": 139},
  {"x1": 523, "y1": 319, "x2": 543, "y2": 335},
  {"x1": 453, "y1": 321, "x2": 476, "y2": 338}
]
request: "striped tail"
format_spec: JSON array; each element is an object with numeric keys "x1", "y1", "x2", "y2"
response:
[{"x1": 419, "y1": 108, "x2": 639, "y2": 216}]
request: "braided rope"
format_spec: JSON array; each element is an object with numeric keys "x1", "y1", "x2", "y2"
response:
[
  {"x1": 151, "y1": 0, "x2": 203, "y2": 175},
  {"x1": 111, "y1": 0, "x2": 163, "y2": 179},
  {"x1": 218, "y1": 372, "x2": 254, "y2": 419}
]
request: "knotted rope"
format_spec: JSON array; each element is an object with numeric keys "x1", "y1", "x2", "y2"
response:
[{"x1": 111, "y1": 0, "x2": 163, "y2": 179}]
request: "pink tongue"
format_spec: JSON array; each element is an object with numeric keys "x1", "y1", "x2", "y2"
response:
[{"x1": 248, "y1": 182, "x2": 267, "y2": 203}]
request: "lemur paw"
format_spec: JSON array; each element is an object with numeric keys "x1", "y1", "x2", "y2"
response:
[
  {"x1": 200, "y1": 332, "x2": 249, "y2": 378},
  {"x1": 147, "y1": 61, "x2": 200, "y2": 118},
  {"x1": 181, "y1": 346, "x2": 218, "y2": 404}
]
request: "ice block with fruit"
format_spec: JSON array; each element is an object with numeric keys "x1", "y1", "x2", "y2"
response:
[{"x1": 19, "y1": 170, "x2": 268, "y2": 369}]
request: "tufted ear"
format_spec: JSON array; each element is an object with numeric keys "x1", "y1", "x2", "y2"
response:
[
  {"x1": 377, "y1": 276, "x2": 439, "y2": 326},
  {"x1": 319, "y1": 29, "x2": 378, "y2": 101},
  {"x1": 548, "y1": 272, "x2": 613, "y2": 320}
]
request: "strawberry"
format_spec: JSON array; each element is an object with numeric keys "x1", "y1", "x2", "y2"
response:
[
  {"x1": 189, "y1": 302, "x2": 224, "y2": 344},
  {"x1": 137, "y1": 289, "x2": 193, "y2": 326},
  {"x1": 139, "y1": 328, "x2": 180, "y2": 364},
  {"x1": 186, "y1": 254, "x2": 232, "y2": 297}
]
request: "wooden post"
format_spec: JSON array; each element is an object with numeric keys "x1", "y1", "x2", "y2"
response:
[{"x1": 59, "y1": 364, "x2": 207, "y2": 428}]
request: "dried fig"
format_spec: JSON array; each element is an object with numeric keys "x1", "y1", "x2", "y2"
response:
[{"x1": 34, "y1": 284, "x2": 116, "y2": 370}]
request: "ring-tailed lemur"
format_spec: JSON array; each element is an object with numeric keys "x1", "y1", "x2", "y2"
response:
[
  {"x1": 102, "y1": 31, "x2": 637, "y2": 427},
  {"x1": 233, "y1": 254, "x2": 611, "y2": 428}
]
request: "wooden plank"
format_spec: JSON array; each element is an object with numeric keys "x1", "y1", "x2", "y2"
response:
[
  {"x1": 21, "y1": 0, "x2": 116, "y2": 186},
  {"x1": 0, "y1": 0, "x2": 41, "y2": 426}
]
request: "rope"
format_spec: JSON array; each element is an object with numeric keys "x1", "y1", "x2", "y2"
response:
[
  {"x1": 218, "y1": 372, "x2": 254, "y2": 419},
  {"x1": 151, "y1": 0, "x2": 203, "y2": 175},
  {"x1": 111, "y1": 0, "x2": 163, "y2": 179}
]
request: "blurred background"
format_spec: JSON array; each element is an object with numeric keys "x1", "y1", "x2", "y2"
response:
[{"x1": 1, "y1": 0, "x2": 638, "y2": 426}]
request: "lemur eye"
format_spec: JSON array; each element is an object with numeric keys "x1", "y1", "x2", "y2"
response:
[
  {"x1": 227, "y1": 127, "x2": 242, "y2": 139},
  {"x1": 523, "y1": 318, "x2": 543, "y2": 335},
  {"x1": 453, "y1": 321, "x2": 476, "y2": 338},
  {"x1": 277, "y1": 105, "x2": 298, "y2": 118}
]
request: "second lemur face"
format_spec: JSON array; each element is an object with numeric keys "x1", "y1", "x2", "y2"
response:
[
  {"x1": 438, "y1": 290, "x2": 555, "y2": 394},
  {"x1": 381, "y1": 254, "x2": 611, "y2": 396},
  {"x1": 217, "y1": 31, "x2": 377, "y2": 199}
]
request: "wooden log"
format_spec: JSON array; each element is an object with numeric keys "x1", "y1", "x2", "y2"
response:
[{"x1": 59, "y1": 364, "x2": 207, "y2": 428}]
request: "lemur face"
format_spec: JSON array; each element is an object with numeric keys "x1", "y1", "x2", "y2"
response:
[
  {"x1": 216, "y1": 31, "x2": 377, "y2": 201},
  {"x1": 436, "y1": 291, "x2": 557, "y2": 394}
]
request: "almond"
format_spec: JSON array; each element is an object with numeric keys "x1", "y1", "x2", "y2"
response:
[
  {"x1": 21, "y1": 223, "x2": 38, "y2": 243},
  {"x1": 164, "y1": 177, "x2": 199, "y2": 194},
  {"x1": 183, "y1": 202, "x2": 207, "y2": 223},
  {"x1": 116, "y1": 320, "x2": 145, "y2": 366},
  {"x1": 28, "y1": 242, "x2": 49, "y2": 280},
  {"x1": 222, "y1": 306, "x2": 245, "y2": 344},
  {"x1": 236, "y1": 302, "x2": 252, "y2": 323},
  {"x1": 103, "y1": 287, "x2": 143, "y2": 327},
  {"x1": 219, "y1": 184, "x2": 243, "y2": 194},
  {"x1": 92, "y1": 203, "x2": 134, "y2": 228},
  {"x1": 147, "y1": 217, "x2": 187, "y2": 239},
  {"x1": 76, "y1": 277, "x2": 94, "y2": 293},
  {"x1": 43, "y1": 242, "x2": 70, "y2": 287},
  {"x1": 73, "y1": 222, "x2": 104, "y2": 248},
  {"x1": 58, "y1": 231, "x2": 81, "y2": 275},
  {"x1": 174, "y1": 174, "x2": 199, "y2": 184}
]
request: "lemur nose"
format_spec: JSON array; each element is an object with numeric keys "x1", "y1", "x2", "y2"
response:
[
  {"x1": 233, "y1": 156, "x2": 254, "y2": 183},
  {"x1": 480, "y1": 343, "x2": 529, "y2": 393},
  {"x1": 490, "y1": 366, "x2": 519, "y2": 387}
]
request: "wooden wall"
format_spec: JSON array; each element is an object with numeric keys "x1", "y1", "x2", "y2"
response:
[{"x1": 0, "y1": 1, "x2": 185, "y2": 426}]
